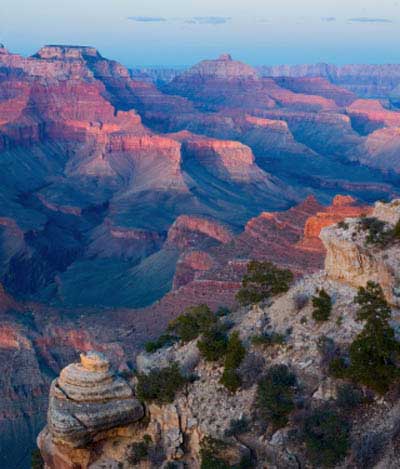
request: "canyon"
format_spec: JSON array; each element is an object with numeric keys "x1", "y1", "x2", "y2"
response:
[
  {"x1": 1, "y1": 45, "x2": 400, "y2": 466},
  {"x1": 38, "y1": 200, "x2": 400, "y2": 468}
]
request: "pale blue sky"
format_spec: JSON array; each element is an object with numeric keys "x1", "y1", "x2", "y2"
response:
[{"x1": 1, "y1": 0, "x2": 400, "y2": 67}]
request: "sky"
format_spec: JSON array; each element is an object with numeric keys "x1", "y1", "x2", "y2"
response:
[{"x1": 1, "y1": 0, "x2": 400, "y2": 67}]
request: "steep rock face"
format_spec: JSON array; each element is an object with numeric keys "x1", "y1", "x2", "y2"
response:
[
  {"x1": 259, "y1": 63, "x2": 400, "y2": 99},
  {"x1": 262, "y1": 78, "x2": 338, "y2": 112},
  {"x1": 165, "y1": 64, "x2": 337, "y2": 113},
  {"x1": 105, "y1": 135, "x2": 187, "y2": 192},
  {"x1": 0, "y1": 320, "x2": 50, "y2": 469},
  {"x1": 321, "y1": 199, "x2": 400, "y2": 305},
  {"x1": 87, "y1": 221, "x2": 165, "y2": 261},
  {"x1": 258, "y1": 108, "x2": 362, "y2": 158},
  {"x1": 173, "y1": 251, "x2": 215, "y2": 289},
  {"x1": 347, "y1": 99, "x2": 400, "y2": 134},
  {"x1": 0, "y1": 302, "x2": 138, "y2": 469},
  {"x1": 357, "y1": 127, "x2": 400, "y2": 173},
  {"x1": 35, "y1": 45, "x2": 101, "y2": 61},
  {"x1": 299, "y1": 195, "x2": 371, "y2": 251},
  {"x1": 175, "y1": 132, "x2": 268, "y2": 182},
  {"x1": 275, "y1": 76, "x2": 357, "y2": 106},
  {"x1": 167, "y1": 215, "x2": 233, "y2": 250},
  {"x1": 0, "y1": 45, "x2": 93, "y2": 81}
]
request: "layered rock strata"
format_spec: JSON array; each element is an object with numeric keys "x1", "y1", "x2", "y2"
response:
[
  {"x1": 321, "y1": 199, "x2": 400, "y2": 305},
  {"x1": 40, "y1": 351, "x2": 143, "y2": 449}
]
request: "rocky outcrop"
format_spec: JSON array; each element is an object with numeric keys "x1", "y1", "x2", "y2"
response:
[
  {"x1": 321, "y1": 199, "x2": 400, "y2": 305},
  {"x1": 175, "y1": 132, "x2": 268, "y2": 182},
  {"x1": 173, "y1": 251, "x2": 215, "y2": 289},
  {"x1": 167, "y1": 215, "x2": 233, "y2": 250},
  {"x1": 347, "y1": 99, "x2": 400, "y2": 134},
  {"x1": 41, "y1": 351, "x2": 143, "y2": 448},
  {"x1": 299, "y1": 195, "x2": 371, "y2": 251},
  {"x1": 35, "y1": 45, "x2": 101, "y2": 61},
  {"x1": 356, "y1": 127, "x2": 400, "y2": 173}
]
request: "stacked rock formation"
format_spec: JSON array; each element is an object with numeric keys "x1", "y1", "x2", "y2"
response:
[{"x1": 40, "y1": 351, "x2": 143, "y2": 449}]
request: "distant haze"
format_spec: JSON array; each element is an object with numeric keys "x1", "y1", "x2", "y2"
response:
[{"x1": 1, "y1": 0, "x2": 400, "y2": 67}]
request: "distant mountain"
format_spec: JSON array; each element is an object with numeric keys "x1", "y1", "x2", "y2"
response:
[{"x1": 258, "y1": 63, "x2": 400, "y2": 101}]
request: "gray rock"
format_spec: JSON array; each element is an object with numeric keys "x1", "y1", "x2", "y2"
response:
[{"x1": 46, "y1": 351, "x2": 144, "y2": 447}]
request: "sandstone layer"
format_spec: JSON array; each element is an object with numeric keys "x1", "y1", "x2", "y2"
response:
[{"x1": 40, "y1": 351, "x2": 143, "y2": 451}]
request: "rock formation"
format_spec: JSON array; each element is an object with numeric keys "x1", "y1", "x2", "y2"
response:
[
  {"x1": 178, "y1": 53, "x2": 260, "y2": 81},
  {"x1": 38, "y1": 351, "x2": 143, "y2": 467},
  {"x1": 321, "y1": 199, "x2": 400, "y2": 305},
  {"x1": 299, "y1": 195, "x2": 371, "y2": 251},
  {"x1": 175, "y1": 131, "x2": 269, "y2": 183},
  {"x1": 167, "y1": 215, "x2": 233, "y2": 250},
  {"x1": 347, "y1": 99, "x2": 400, "y2": 134}
]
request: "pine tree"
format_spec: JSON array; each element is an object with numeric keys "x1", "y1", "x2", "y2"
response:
[{"x1": 349, "y1": 282, "x2": 399, "y2": 394}]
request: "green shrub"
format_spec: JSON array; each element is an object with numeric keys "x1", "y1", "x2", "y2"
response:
[
  {"x1": 303, "y1": 407, "x2": 350, "y2": 467},
  {"x1": 337, "y1": 220, "x2": 349, "y2": 230},
  {"x1": 236, "y1": 260, "x2": 293, "y2": 306},
  {"x1": 393, "y1": 218, "x2": 400, "y2": 239},
  {"x1": 359, "y1": 217, "x2": 391, "y2": 246},
  {"x1": 127, "y1": 440, "x2": 149, "y2": 465},
  {"x1": 165, "y1": 463, "x2": 181, "y2": 469},
  {"x1": 145, "y1": 333, "x2": 176, "y2": 353},
  {"x1": 136, "y1": 363, "x2": 188, "y2": 404},
  {"x1": 236, "y1": 454, "x2": 255, "y2": 468},
  {"x1": 224, "y1": 332, "x2": 246, "y2": 369},
  {"x1": 328, "y1": 357, "x2": 348, "y2": 379},
  {"x1": 216, "y1": 306, "x2": 231, "y2": 317},
  {"x1": 312, "y1": 289, "x2": 332, "y2": 322},
  {"x1": 255, "y1": 365, "x2": 296, "y2": 429},
  {"x1": 224, "y1": 417, "x2": 250, "y2": 437},
  {"x1": 200, "y1": 437, "x2": 230, "y2": 469},
  {"x1": 220, "y1": 367, "x2": 242, "y2": 393},
  {"x1": 251, "y1": 331, "x2": 285, "y2": 348},
  {"x1": 220, "y1": 332, "x2": 246, "y2": 392},
  {"x1": 336, "y1": 384, "x2": 363, "y2": 411},
  {"x1": 197, "y1": 326, "x2": 228, "y2": 362},
  {"x1": 31, "y1": 449, "x2": 44, "y2": 469},
  {"x1": 349, "y1": 282, "x2": 399, "y2": 394},
  {"x1": 167, "y1": 304, "x2": 217, "y2": 343}
]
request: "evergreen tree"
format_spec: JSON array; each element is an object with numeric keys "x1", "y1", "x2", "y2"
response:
[
  {"x1": 312, "y1": 289, "x2": 332, "y2": 321},
  {"x1": 349, "y1": 282, "x2": 399, "y2": 394},
  {"x1": 236, "y1": 260, "x2": 293, "y2": 306}
]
